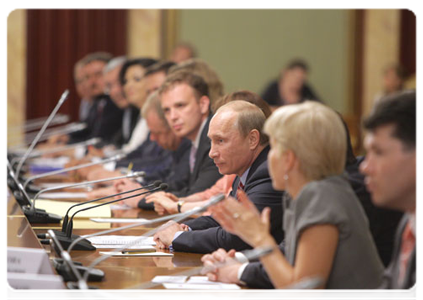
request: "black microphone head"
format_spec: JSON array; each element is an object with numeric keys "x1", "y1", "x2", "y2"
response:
[
  {"x1": 153, "y1": 180, "x2": 162, "y2": 187},
  {"x1": 159, "y1": 183, "x2": 168, "y2": 191}
]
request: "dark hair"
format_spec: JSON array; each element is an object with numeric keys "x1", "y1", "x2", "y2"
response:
[
  {"x1": 286, "y1": 59, "x2": 309, "y2": 72},
  {"x1": 212, "y1": 90, "x2": 272, "y2": 118},
  {"x1": 336, "y1": 112, "x2": 357, "y2": 167},
  {"x1": 119, "y1": 58, "x2": 158, "y2": 85},
  {"x1": 363, "y1": 90, "x2": 416, "y2": 150},
  {"x1": 158, "y1": 70, "x2": 209, "y2": 99},
  {"x1": 144, "y1": 61, "x2": 176, "y2": 77}
]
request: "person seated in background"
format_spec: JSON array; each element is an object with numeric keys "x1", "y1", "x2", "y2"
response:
[
  {"x1": 69, "y1": 58, "x2": 158, "y2": 180},
  {"x1": 202, "y1": 101, "x2": 384, "y2": 289},
  {"x1": 152, "y1": 101, "x2": 284, "y2": 254},
  {"x1": 89, "y1": 90, "x2": 191, "y2": 201},
  {"x1": 334, "y1": 91, "x2": 420, "y2": 300},
  {"x1": 74, "y1": 59, "x2": 92, "y2": 124},
  {"x1": 113, "y1": 71, "x2": 222, "y2": 208},
  {"x1": 260, "y1": 59, "x2": 320, "y2": 109},
  {"x1": 169, "y1": 42, "x2": 197, "y2": 63},
  {"x1": 44, "y1": 52, "x2": 124, "y2": 147},
  {"x1": 168, "y1": 58, "x2": 224, "y2": 106},
  {"x1": 373, "y1": 64, "x2": 407, "y2": 104},
  {"x1": 146, "y1": 90, "x2": 272, "y2": 215}
]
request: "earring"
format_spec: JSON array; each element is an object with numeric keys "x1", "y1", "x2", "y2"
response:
[{"x1": 284, "y1": 174, "x2": 289, "y2": 181}]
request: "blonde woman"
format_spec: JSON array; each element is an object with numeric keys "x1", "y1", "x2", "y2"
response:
[{"x1": 203, "y1": 101, "x2": 384, "y2": 289}]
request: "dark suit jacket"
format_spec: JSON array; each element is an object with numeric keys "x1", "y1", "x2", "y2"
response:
[
  {"x1": 380, "y1": 215, "x2": 416, "y2": 289},
  {"x1": 172, "y1": 146, "x2": 284, "y2": 254},
  {"x1": 109, "y1": 105, "x2": 140, "y2": 148},
  {"x1": 69, "y1": 95, "x2": 124, "y2": 145},
  {"x1": 174, "y1": 116, "x2": 222, "y2": 197}
]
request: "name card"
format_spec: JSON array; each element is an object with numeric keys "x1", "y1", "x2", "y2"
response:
[
  {"x1": 4, "y1": 273, "x2": 67, "y2": 300},
  {"x1": 7, "y1": 247, "x2": 55, "y2": 275}
]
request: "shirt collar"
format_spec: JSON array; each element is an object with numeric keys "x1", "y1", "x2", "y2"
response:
[
  {"x1": 192, "y1": 118, "x2": 207, "y2": 150},
  {"x1": 408, "y1": 205, "x2": 420, "y2": 237},
  {"x1": 239, "y1": 167, "x2": 250, "y2": 186}
]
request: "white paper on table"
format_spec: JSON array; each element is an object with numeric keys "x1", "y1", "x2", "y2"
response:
[
  {"x1": 90, "y1": 218, "x2": 148, "y2": 224},
  {"x1": 87, "y1": 235, "x2": 155, "y2": 246},
  {"x1": 35, "y1": 199, "x2": 110, "y2": 218},
  {"x1": 40, "y1": 192, "x2": 88, "y2": 199},
  {"x1": 99, "y1": 251, "x2": 173, "y2": 257},
  {"x1": 94, "y1": 245, "x2": 156, "y2": 250},
  {"x1": 110, "y1": 204, "x2": 133, "y2": 210},
  {"x1": 187, "y1": 276, "x2": 223, "y2": 284},
  {"x1": 163, "y1": 283, "x2": 240, "y2": 290},
  {"x1": 152, "y1": 276, "x2": 188, "y2": 284}
]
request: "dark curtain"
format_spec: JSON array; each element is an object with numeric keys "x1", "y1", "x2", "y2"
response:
[{"x1": 25, "y1": 9, "x2": 127, "y2": 121}]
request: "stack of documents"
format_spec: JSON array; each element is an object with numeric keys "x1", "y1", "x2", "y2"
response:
[{"x1": 152, "y1": 275, "x2": 240, "y2": 290}]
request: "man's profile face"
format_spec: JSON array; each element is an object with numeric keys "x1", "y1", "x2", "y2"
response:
[
  {"x1": 360, "y1": 124, "x2": 416, "y2": 212},
  {"x1": 208, "y1": 110, "x2": 254, "y2": 177},
  {"x1": 84, "y1": 60, "x2": 106, "y2": 98},
  {"x1": 161, "y1": 83, "x2": 209, "y2": 141},
  {"x1": 146, "y1": 110, "x2": 180, "y2": 151},
  {"x1": 104, "y1": 65, "x2": 128, "y2": 109}
]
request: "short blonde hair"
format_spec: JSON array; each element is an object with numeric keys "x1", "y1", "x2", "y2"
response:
[{"x1": 264, "y1": 101, "x2": 346, "y2": 180}]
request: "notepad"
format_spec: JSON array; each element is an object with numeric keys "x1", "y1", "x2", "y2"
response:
[
  {"x1": 163, "y1": 283, "x2": 240, "y2": 290},
  {"x1": 152, "y1": 276, "x2": 188, "y2": 284},
  {"x1": 34, "y1": 199, "x2": 111, "y2": 218}
]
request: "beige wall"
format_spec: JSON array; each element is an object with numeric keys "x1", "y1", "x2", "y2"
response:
[
  {"x1": 7, "y1": 9, "x2": 26, "y2": 147},
  {"x1": 127, "y1": 9, "x2": 162, "y2": 59},
  {"x1": 362, "y1": 10, "x2": 401, "y2": 116},
  {"x1": 178, "y1": 9, "x2": 352, "y2": 114}
]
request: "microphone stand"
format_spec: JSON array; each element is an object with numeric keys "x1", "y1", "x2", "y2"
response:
[
  {"x1": 16, "y1": 89, "x2": 69, "y2": 178},
  {"x1": 22, "y1": 153, "x2": 125, "y2": 190}
]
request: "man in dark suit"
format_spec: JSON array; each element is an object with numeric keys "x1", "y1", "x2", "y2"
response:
[
  {"x1": 360, "y1": 91, "x2": 416, "y2": 289},
  {"x1": 158, "y1": 71, "x2": 222, "y2": 197},
  {"x1": 153, "y1": 101, "x2": 284, "y2": 254}
]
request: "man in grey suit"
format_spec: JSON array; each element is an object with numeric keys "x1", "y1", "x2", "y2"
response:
[{"x1": 153, "y1": 100, "x2": 284, "y2": 253}]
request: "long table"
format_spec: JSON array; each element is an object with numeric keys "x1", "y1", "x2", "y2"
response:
[{"x1": 8, "y1": 190, "x2": 207, "y2": 290}]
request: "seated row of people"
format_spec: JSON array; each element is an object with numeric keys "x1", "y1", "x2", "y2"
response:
[{"x1": 42, "y1": 52, "x2": 415, "y2": 289}]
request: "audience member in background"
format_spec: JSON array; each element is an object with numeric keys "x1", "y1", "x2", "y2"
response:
[
  {"x1": 74, "y1": 59, "x2": 92, "y2": 123},
  {"x1": 261, "y1": 59, "x2": 320, "y2": 109},
  {"x1": 146, "y1": 90, "x2": 272, "y2": 215},
  {"x1": 360, "y1": 91, "x2": 415, "y2": 289},
  {"x1": 202, "y1": 101, "x2": 383, "y2": 289},
  {"x1": 169, "y1": 42, "x2": 197, "y2": 63},
  {"x1": 373, "y1": 64, "x2": 407, "y2": 104},
  {"x1": 113, "y1": 71, "x2": 221, "y2": 208},
  {"x1": 343, "y1": 116, "x2": 403, "y2": 266},
  {"x1": 144, "y1": 61, "x2": 176, "y2": 97},
  {"x1": 152, "y1": 101, "x2": 284, "y2": 254},
  {"x1": 107, "y1": 91, "x2": 191, "y2": 206},
  {"x1": 71, "y1": 57, "x2": 157, "y2": 180},
  {"x1": 169, "y1": 58, "x2": 224, "y2": 105}
]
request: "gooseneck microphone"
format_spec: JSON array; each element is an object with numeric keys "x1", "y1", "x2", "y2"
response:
[
  {"x1": 75, "y1": 194, "x2": 225, "y2": 287},
  {"x1": 10, "y1": 138, "x2": 101, "y2": 166},
  {"x1": 22, "y1": 153, "x2": 126, "y2": 190},
  {"x1": 16, "y1": 89, "x2": 70, "y2": 178},
  {"x1": 30, "y1": 171, "x2": 146, "y2": 211},
  {"x1": 50, "y1": 183, "x2": 168, "y2": 251},
  {"x1": 7, "y1": 161, "x2": 62, "y2": 223}
]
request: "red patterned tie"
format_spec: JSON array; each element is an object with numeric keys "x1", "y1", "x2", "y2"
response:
[
  {"x1": 236, "y1": 181, "x2": 244, "y2": 201},
  {"x1": 398, "y1": 222, "x2": 415, "y2": 286}
]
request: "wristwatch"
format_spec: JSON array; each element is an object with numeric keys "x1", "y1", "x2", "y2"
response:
[{"x1": 177, "y1": 200, "x2": 185, "y2": 213}]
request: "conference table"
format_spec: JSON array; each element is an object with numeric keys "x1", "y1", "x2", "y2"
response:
[{"x1": 7, "y1": 185, "x2": 212, "y2": 290}]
